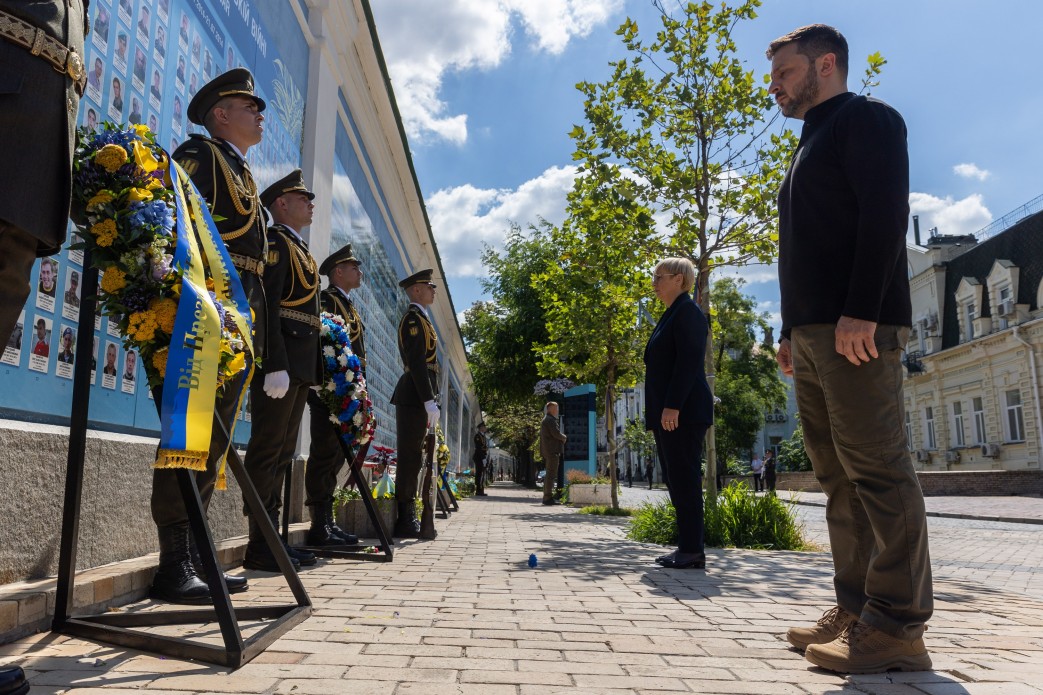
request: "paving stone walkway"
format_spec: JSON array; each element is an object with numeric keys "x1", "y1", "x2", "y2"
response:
[{"x1": 2, "y1": 483, "x2": 1043, "y2": 694}]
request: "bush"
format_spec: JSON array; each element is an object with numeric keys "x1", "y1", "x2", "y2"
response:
[
  {"x1": 455, "y1": 478, "x2": 475, "y2": 498},
  {"x1": 627, "y1": 481, "x2": 810, "y2": 550},
  {"x1": 566, "y1": 470, "x2": 592, "y2": 484},
  {"x1": 578, "y1": 505, "x2": 633, "y2": 516}
]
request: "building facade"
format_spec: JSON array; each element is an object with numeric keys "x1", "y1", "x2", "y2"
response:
[{"x1": 903, "y1": 209, "x2": 1043, "y2": 472}]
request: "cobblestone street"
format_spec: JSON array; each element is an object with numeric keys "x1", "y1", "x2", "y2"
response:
[{"x1": 2, "y1": 483, "x2": 1042, "y2": 694}]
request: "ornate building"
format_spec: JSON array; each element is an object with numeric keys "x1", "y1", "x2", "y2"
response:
[{"x1": 904, "y1": 203, "x2": 1043, "y2": 471}]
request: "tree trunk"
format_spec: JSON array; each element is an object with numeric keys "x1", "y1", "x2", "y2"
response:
[
  {"x1": 698, "y1": 268, "x2": 718, "y2": 499},
  {"x1": 606, "y1": 362, "x2": 620, "y2": 510}
]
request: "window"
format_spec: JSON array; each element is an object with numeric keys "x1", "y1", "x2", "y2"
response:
[
  {"x1": 905, "y1": 410, "x2": 913, "y2": 449},
  {"x1": 999, "y1": 287, "x2": 1012, "y2": 329},
  {"x1": 965, "y1": 302, "x2": 976, "y2": 341},
  {"x1": 972, "y1": 397, "x2": 986, "y2": 444},
  {"x1": 951, "y1": 402, "x2": 965, "y2": 447},
  {"x1": 924, "y1": 406, "x2": 936, "y2": 449},
  {"x1": 1005, "y1": 389, "x2": 1025, "y2": 442}
]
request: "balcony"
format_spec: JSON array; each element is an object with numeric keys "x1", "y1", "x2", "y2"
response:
[{"x1": 903, "y1": 350, "x2": 926, "y2": 375}]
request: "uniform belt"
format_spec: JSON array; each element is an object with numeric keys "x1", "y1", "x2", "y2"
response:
[
  {"x1": 279, "y1": 308, "x2": 320, "y2": 329},
  {"x1": 403, "y1": 364, "x2": 438, "y2": 372},
  {"x1": 0, "y1": 10, "x2": 86, "y2": 96},
  {"x1": 229, "y1": 253, "x2": 264, "y2": 278}
]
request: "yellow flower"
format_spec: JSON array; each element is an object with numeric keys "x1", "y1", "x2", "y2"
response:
[
  {"x1": 127, "y1": 188, "x2": 153, "y2": 203},
  {"x1": 145, "y1": 177, "x2": 163, "y2": 191},
  {"x1": 226, "y1": 351, "x2": 246, "y2": 375},
  {"x1": 131, "y1": 140, "x2": 160, "y2": 173},
  {"x1": 127, "y1": 310, "x2": 159, "y2": 342},
  {"x1": 100, "y1": 267, "x2": 127, "y2": 294},
  {"x1": 86, "y1": 191, "x2": 115, "y2": 211},
  {"x1": 149, "y1": 297, "x2": 178, "y2": 334},
  {"x1": 95, "y1": 144, "x2": 128, "y2": 173},
  {"x1": 152, "y1": 347, "x2": 169, "y2": 374},
  {"x1": 132, "y1": 124, "x2": 151, "y2": 139},
  {"x1": 90, "y1": 218, "x2": 118, "y2": 247},
  {"x1": 205, "y1": 276, "x2": 216, "y2": 292}
]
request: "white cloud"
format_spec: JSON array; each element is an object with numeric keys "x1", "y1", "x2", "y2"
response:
[
  {"x1": 428, "y1": 165, "x2": 578, "y2": 277},
  {"x1": 909, "y1": 192, "x2": 992, "y2": 239},
  {"x1": 370, "y1": 0, "x2": 622, "y2": 144},
  {"x1": 953, "y1": 162, "x2": 991, "y2": 182}
]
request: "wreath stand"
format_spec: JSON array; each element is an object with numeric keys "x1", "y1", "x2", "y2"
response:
[
  {"x1": 283, "y1": 438, "x2": 395, "y2": 562},
  {"x1": 52, "y1": 258, "x2": 311, "y2": 668}
]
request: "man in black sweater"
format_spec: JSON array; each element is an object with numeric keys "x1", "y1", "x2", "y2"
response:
[{"x1": 768, "y1": 24, "x2": 932, "y2": 675}]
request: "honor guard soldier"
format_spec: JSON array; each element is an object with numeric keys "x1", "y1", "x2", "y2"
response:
[
  {"x1": 148, "y1": 69, "x2": 267, "y2": 604},
  {"x1": 473, "y1": 422, "x2": 489, "y2": 496},
  {"x1": 242, "y1": 170, "x2": 325, "y2": 571},
  {"x1": 0, "y1": 6, "x2": 88, "y2": 688},
  {"x1": 305, "y1": 243, "x2": 367, "y2": 546},
  {"x1": 391, "y1": 269, "x2": 440, "y2": 538},
  {"x1": 0, "y1": 0, "x2": 88, "y2": 355}
]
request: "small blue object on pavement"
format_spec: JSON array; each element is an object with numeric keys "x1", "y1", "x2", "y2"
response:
[{"x1": 528, "y1": 553, "x2": 538, "y2": 568}]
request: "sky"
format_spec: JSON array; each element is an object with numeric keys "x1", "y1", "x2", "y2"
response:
[{"x1": 369, "y1": 0, "x2": 1043, "y2": 338}]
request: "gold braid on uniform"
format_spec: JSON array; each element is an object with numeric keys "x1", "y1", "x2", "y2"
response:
[
  {"x1": 340, "y1": 298, "x2": 363, "y2": 345},
  {"x1": 209, "y1": 141, "x2": 260, "y2": 242},
  {"x1": 282, "y1": 240, "x2": 318, "y2": 307}
]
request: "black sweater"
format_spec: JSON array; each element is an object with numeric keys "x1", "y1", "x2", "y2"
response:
[{"x1": 777, "y1": 92, "x2": 912, "y2": 339}]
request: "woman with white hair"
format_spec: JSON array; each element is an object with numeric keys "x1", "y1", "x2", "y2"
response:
[{"x1": 643, "y1": 257, "x2": 714, "y2": 569}]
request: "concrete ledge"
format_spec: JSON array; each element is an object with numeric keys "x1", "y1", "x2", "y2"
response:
[
  {"x1": 735, "y1": 470, "x2": 1043, "y2": 496},
  {"x1": 0, "y1": 524, "x2": 310, "y2": 645}
]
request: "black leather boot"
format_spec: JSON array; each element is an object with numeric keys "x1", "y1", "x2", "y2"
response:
[
  {"x1": 243, "y1": 514, "x2": 300, "y2": 572},
  {"x1": 149, "y1": 524, "x2": 211, "y2": 604},
  {"x1": 190, "y1": 537, "x2": 248, "y2": 594},
  {"x1": 0, "y1": 666, "x2": 28, "y2": 695},
  {"x1": 272, "y1": 509, "x2": 317, "y2": 566},
  {"x1": 393, "y1": 500, "x2": 420, "y2": 538},
  {"x1": 325, "y1": 499, "x2": 359, "y2": 545}
]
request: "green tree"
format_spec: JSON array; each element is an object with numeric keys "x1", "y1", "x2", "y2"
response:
[
  {"x1": 534, "y1": 164, "x2": 656, "y2": 509},
  {"x1": 778, "y1": 417, "x2": 813, "y2": 472},
  {"x1": 569, "y1": 0, "x2": 799, "y2": 495},
  {"x1": 461, "y1": 226, "x2": 557, "y2": 486},
  {"x1": 710, "y1": 277, "x2": 786, "y2": 464}
]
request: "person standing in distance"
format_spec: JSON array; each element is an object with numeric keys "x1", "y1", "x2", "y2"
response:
[
  {"x1": 539, "y1": 402, "x2": 566, "y2": 505},
  {"x1": 472, "y1": 422, "x2": 489, "y2": 496},
  {"x1": 768, "y1": 24, "x2": 932, "y2": 674},
  {"x1": 305, "y1": 243, "x2": 367, "y2": 547},
  {"x1": 391, "y1": 269, "x2": 440, "y2": 538}
]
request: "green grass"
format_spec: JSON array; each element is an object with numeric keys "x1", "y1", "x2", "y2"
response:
[
  {"x1": 626, "y1": 481, "x2": 812, "y2": 551},
  {"x1": 578, "y1": 505, "x2": 633, "y2": 516}
]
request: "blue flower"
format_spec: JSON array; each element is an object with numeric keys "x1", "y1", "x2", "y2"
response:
[{"x1": 127, "y1": 200, "x2": 175, "y2": 236}]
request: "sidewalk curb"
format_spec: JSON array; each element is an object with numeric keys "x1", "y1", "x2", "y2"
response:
[{"x1": 785, "y1": 497, "x2": 1043, "y2": 526}]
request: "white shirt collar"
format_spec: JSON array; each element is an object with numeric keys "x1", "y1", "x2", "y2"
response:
[
  {"x1": 222, "y1": 139, "x2": 248, "y2": 162},
  {"x1": 335, "y1": 286, "x2": 351, "y2": 301},
  {"x1": 409, "y1": 302, "x2": 429, "y2": 319}
]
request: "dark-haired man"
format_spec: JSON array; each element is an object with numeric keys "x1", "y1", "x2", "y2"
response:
[{"x1": 767, "y1": 24, "x2": 931, "y2": 674}]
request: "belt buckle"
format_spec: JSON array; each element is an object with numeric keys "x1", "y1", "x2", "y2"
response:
[{"x1": 65, "y1": 50, "x2": 84, "y2": 82}]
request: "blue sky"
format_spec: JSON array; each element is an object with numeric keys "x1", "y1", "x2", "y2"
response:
[{"x1": 371, "y1": 0, "x2": 1043, "y2": 337}]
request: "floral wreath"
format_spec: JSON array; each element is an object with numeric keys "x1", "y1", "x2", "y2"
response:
[{"x1": 317, "y1": 311, "x2": 375, "y2": 450}]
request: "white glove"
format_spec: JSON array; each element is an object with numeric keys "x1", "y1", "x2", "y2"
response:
[
  {"x1": 424, "y1": 400, "x2": 440, "y2": 429},
  {"x1": 263, "y1": 370, "x2": 290, "y2": 399}
]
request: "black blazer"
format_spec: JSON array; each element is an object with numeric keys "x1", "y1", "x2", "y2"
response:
[{"x1": 643, "y1": 292, "x2": 714, "y2": 429}]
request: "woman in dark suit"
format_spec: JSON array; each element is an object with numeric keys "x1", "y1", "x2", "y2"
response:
[{"x1": 643, "y1": 257, "x2": 714, "y2": 569}]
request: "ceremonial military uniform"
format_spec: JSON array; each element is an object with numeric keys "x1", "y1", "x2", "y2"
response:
[
  {"x1": 473, "y1": 426, "x2": 489, "y2": 496},
  {"x1": 149, "y1": 70, "x2": 265, "y2": 602},
  {"x1": 392, "y1": 270, "x2": 440, "y2": 535},
  {"x1": 306, "y1": 244, "x2": 366, "y2": 544},
  {"x1": 243, "y1": 169, "x2": 324, "y2": 569},
  {"x1": 0, "y1": 0, "x2": 88, "y2": 350}
]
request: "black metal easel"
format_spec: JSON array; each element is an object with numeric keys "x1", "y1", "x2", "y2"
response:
[
  {"x1": 287, "y1": 438, "x2": 395, "y2": 562},
  {"x1": 52, "y1": 258, "x2": 311, "y2": 668}
]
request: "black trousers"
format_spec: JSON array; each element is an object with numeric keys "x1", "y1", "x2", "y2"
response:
[
  {"x1": 306, "y1": 392, "x2": 346, "y2": 507},
  {"x1": 243, "y1": 377, "x2": 310, "y2": 516},
  {"x1": 474, "y1": 458, "x2": 485, "y2": 494},
  {"x1": 395, "y1": 403, "x2": 427, "y2": 501},
  {"x1": 150, "y1": 370, "x2": 247, "y2": 528},
  {"x1": 0, "y1": 221, "x2": 38, "y2": 350},
  {"x1": 653, "y1": 424, "x2": 708, "y2": 554}
]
